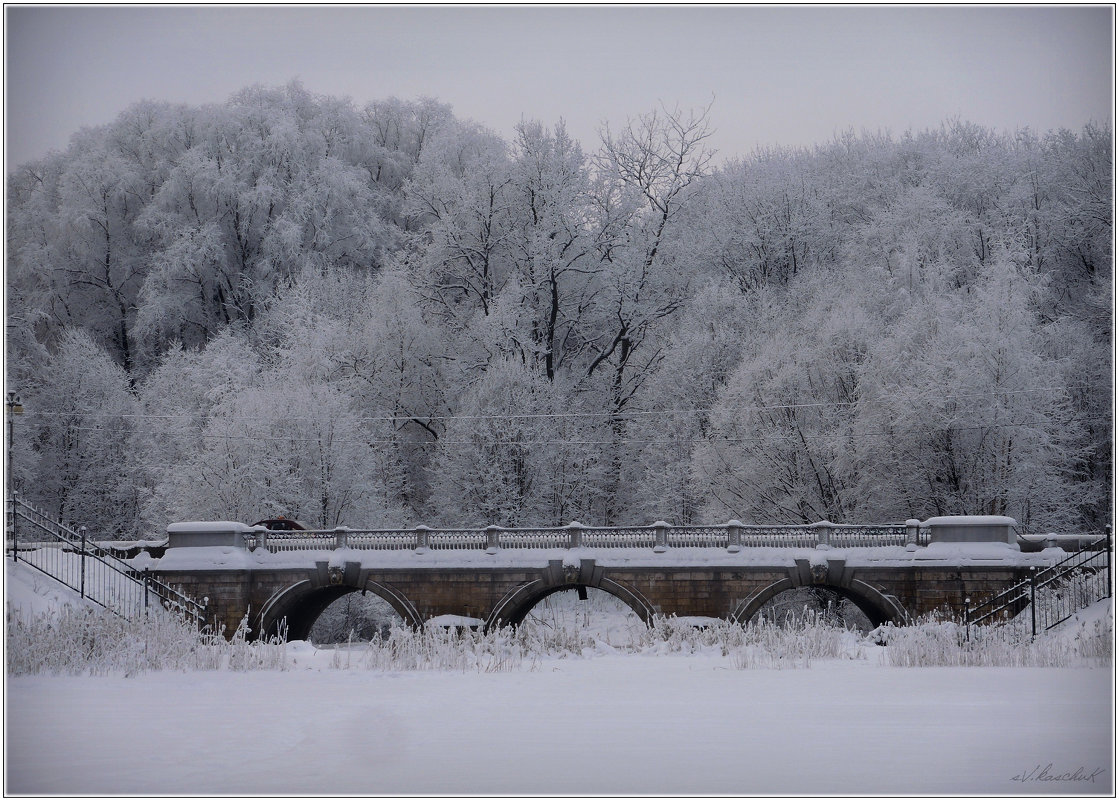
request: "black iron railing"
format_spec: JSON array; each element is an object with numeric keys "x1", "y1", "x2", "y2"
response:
[
  {"x1": 966, "y1": 526, "x2": 1112, "y2": 638},
  {"x1": 7, "y1": 494, "x2": 206, "y2": 627}
]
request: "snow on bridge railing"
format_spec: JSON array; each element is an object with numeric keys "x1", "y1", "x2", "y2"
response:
[
  {"x1": 427, "y1": 530, "x2": 488, "y2": 551},
  {"x1": 581, "y1": 526, "x2": 659, "y2": 549},
  {"x1": 246, "y1": 520, "x2": 921, "y2": 554},
  {"x1": 830, "y1": 524, "x2": 913, "y2": 548}
]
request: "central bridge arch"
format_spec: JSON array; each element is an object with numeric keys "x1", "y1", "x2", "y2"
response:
[
  {"x1": 732, "y1": 576, "x2": 907, "y2": 628},
  {"x1": 258, "y1": 578, "x2": 423, "y2": 641},
  {"x1": 487, "y1": 564, "x2": 656, "y2": 630}
]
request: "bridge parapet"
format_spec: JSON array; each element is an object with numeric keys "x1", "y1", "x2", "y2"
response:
[
  {"x1": 163, "y1": 516, "x2": 1035, "y2": 560},
  {"x1": 167, "y1": 521, "x2": 256, "y2": 549},
  {"x1": 924, "y1": 516, "x2": 1018, "y2": 545},
  {"x1": 220, "y1": 520, "x2": 919, "y2": 554}
]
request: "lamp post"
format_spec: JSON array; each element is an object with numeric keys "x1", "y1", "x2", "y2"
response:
[{"x1": 7, "y1": 392, "x2": 23, "y2": 559}]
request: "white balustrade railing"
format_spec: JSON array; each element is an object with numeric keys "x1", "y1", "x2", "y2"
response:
[
  {"x1": 429, "y1": 530, "x2": 487, "y2": 551},
  {"x1": 348, "y1": 532, "x2": 417, "y2": 551},
  {"x1": 263, "y1": 533, "x2": 336, "y2": 552},
  {"x1": 500, "y1": 528, "x2": 571, "y2": 549},
  {"x1": 667, "y1": 526, "x2": 729, "y2": 549},
  {"x1": 738, "y1": 526, "x2": 819, "y2": 548},
  {"x1": 247, "y1": 520, "x2": 915, "y2": 554},
  {"x1": 830, "y1": 524, "x2": 911, "y2": 548},
  {"x1": 581, "y1": 527, "x2": 658, "y2": 548}
]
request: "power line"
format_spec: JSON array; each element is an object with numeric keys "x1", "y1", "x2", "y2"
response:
[
  {"x1": 16, "y1": 416, "x2": 1111, "y2": 448},
  {"x1": 17, "y1": 385, "x2": 1097, "y2": 426}
]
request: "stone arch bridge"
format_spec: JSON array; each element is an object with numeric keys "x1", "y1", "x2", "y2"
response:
[{"x1": 147, "y1": 517, "x2": 1070, "y2": 639}]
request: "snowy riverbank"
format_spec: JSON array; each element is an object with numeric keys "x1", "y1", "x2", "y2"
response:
[{"x1": 6, "y1": 653, "x2": 1113, "y2": 795}]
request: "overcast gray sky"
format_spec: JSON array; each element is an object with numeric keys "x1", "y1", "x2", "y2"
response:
[{"x1": 4, "y1": 5, "x2": 1114, "y2": 170}]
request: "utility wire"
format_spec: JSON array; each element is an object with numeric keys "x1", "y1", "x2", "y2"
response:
[
  {"x1": 17, "y1": 385, "x2": 1097, "y2": 425},
  {"x1": 14, "y1": 416, "x2": 1112, "y2": 448}
]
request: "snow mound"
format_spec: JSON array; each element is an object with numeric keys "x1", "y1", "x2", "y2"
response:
[{"x1": 5, "y1": 558, "x2": 93, "y2": 617}]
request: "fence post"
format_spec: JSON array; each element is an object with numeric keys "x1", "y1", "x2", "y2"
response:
[
  {"x1": 567, "y1": 522, "x2": 584, "y2": 549},
  {"x1": 79, "y1": 525, "x2": 87, "y2": 600},
  {"x1": 1107, "y1": 525, "x2": 1113, "y2": 601},
  {"x1": 653, "y1": 521, "x2": 669, "y2": 553},
  {"x1": 964, "y1": 597, "x2": 971, "y2": 642},
  {"x1": 414, "y1": 525, "x2": 430, "y2": 552},
  {"x1": 726, "y1": 520, "x2": 742, "y2": 553},
  {"x1": 334, "y1": 526, "x2": 348, "y2": 549},
  {"x1": 1029, "y1": 567, "x2": 1037, "y2": 637},
  {"x1": 143, "y1": 567, "x2": 150, "y2": 615},
  {"x1": 485, "y1": 525, "x2": 501, "y2": 554},
  {"x1": 9, "y1": 492, "x2": 16, "y2": 563}
]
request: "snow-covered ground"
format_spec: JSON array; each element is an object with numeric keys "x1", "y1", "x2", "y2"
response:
[
  {"x1": 5, "y1": 557, "x2": 97, "y2": 616},
  {"x1": 5, "y1": 559, "x2": 1114, "y2": 795}
]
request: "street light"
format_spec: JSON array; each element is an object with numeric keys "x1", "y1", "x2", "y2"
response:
[{"x1": 7, "y1": 392, "x2": 23, "y2": 560}]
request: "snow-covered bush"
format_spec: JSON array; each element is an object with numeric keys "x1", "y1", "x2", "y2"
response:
[
  {"x1": 9, "y1": 573, "x2": 1109, "y2": 675},
  {"x1": 5, "y1": 607, "x2": 288, "y2": 676},
  {"x1": 635, "y1": 611, "x2": 864, "y2": 667},
  {"x1": 879, "y1": 603, "x2": 1113, "y2": 668},
  {"x1": 345, "y1": 623, "x2": 528, "y2": 672}
]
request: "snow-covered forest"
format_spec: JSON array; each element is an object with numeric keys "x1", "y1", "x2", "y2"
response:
[{"x1": 5, "y1": 81, "x2": 1112, "y2": 537}]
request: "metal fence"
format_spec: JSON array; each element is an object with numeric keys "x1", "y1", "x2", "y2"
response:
[
  {"x1": 8, "y1": 495, "x2": 206, "y2": 627},
  {"x1": 966, "y1": 526, "x2": 1112, "y2": 638}
]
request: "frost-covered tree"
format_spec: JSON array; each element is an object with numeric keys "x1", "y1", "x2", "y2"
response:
[
  {"x1": 584, "y1": 103, "x2": 716, "y2": 522},
  {"x1": 428, "y1": 358, "x2": 601, "y2": 526},
  {"x1": 628, "y1": 280, "x2": 754, "y2": 524},
  {"x1": 853, "y1": 253, "x2": 1092, "y2": 531},
  {"x1": 25, "y1": 330, "x2": 140, "y2": 534},
  {"x1": 685, "y1": 148, "x2": 834, "y2": 293},
  {"x1": 403, "y1": 120, "x2": 516, "y2": 323},
  {"x1": 692, "y1": 267, "x2": 873, "y2": 524},
  {"x1": 8, "y1": 132, "x2": 148, "y2": 371},
  {"x1": 152, "y1": 379, "x2": 396, "y2": 529},
  {"x1": 132, "y1": 332, "x2": 264, "y2": 529},
  {"x1": 256, "y1": 266, "x2": 444, "y2": 520},
  {"x1": 360, "y1": 96, "x2": 454, "y2": 212},
  {"x1": 502, "y1": 119, "x2": 599, "y2": 380},
  {"x1": 4, "y1": 88, "x2": 1110, "y2": 533}
]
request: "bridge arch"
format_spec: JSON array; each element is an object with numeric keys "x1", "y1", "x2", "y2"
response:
[
  {"x1": 258, "y1": 578, "x2": 423, "y2": 641},
  {"x1": 487, "y1": 575, "x2": 657, "y2": 631},
  {"x1": 732, "y1": 577, "x2": 907, "y2": 628}
]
